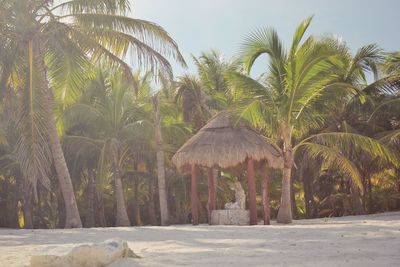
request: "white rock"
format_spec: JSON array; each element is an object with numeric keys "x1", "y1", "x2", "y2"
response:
[
  {"x1": 31, "y1": 239, "x2": 139, "y2": 267},
  {"x1": 210, "y1": 210, "x2": 250, "y2": 225}
]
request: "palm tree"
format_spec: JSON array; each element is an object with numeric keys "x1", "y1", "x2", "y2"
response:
[
  {"x1": 175, "y1": 75, "x2": 211, "y2": 130},
  {"x1": 64, "y1": 68, "x2": 148, "y2": 226},
  {"x1": 175, "y1": 51, "x2": 239, "y2": 131},
  {"x1": 367, "y1": 51, "x2": 400, "y2": 122},
  {"x1": 0, "y1": 47, "x2": 53, "y2": 228},
  {"x1": 133, "y1": 72, "x2": 192, "y2": 226},
  {"x1": 193, "y1": 50, "x2": 239, "y2": 104},
  {"x1": 132, "y1": 72, "x2": 171, "y2": 225},
  {"x1": 228, "y1": 17, "x2": 398, "y2": 223},
  {"x1": 321, "y1": 43, "x2": 388, "y2": 214},
  {"x1": 152, "y1": 93, "x2": 170, "y2": 225},
  {"x1": 194, "y1": 50, "x2": 229, "y2": 92},
  {"x1": 0, "y1": 0, "x2": 185, "y2": 227}
]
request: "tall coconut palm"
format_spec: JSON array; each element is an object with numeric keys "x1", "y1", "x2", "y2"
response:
[
  {"x1": 287, "y1": 41, "x2": 388, "y2": 216},
  {"x1": 0, "y1": 42, "x2": 52, "y2": 228},
  {"x1": 133, "y1": 72, "x2": 192, "y2": 226},
  {"x1": 228, "y1": 17, "x2": 398, "y2": 223},
  {"x1": 132, "y1": 72, "x2": 171, "y2": 225},
  {"x1": 64, "y1": 68, "x2": 149, "y2": 226},
  {"x1": 320, "y1": 42, "x2": 389, "y2": 215},
  {"x1": 0, "y1": 0, "x2": 185, "y2": 227},
  {"x1": 152, "y1": 93, "x2": 170, "y2": 225}
]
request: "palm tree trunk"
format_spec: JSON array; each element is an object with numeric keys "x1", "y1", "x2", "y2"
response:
[
  {"x1": 56, "y1": 188, "x2": 66, "y2": 228},
  {"x1": 350, "y1": 181, "x2": 365, "y2": 215},
  {"x1": 302, "y1": 170, "x2": 316, "y2": 219},
  {"x1": 10, "y1": 192, "x2": 19, "y2": 228},
  {"x1": 148, "y1": 178, "x2": 158, "y2": 225},
  {"x1": 133, "y1": 179, "x2": 143, "y2": 226},
  {"x1": 133, "y1": 203, "x2": 142, "y2": 226},
  {"x1": 291, "y1": 175, "x2": 298, "y2": 219},
  {"x1": 152, "y1": 95, "x2": 170, "y2": 226},
  {"x1": 114, "y1": 165, "x2": 131, "y2": 227},
  {"x1": 38, "y1": 185, "x2": 49, "y2": 229},
  {"x1": 46, "y1": 103, "x2": 82, "y2": 228},
  {"x1": 261, "y1": 163, "x2": 270, "y2": 225},
  {"x1": 36, "y1": 51, "x2": 82, "y2": 228},
  {"x1": 301, "y1": 155, "x2": 317, "y2": 218},
  {"x1": 277, "y1": 128, "x2": 293, "y2": 223},
  {"x1": 95, "y1": 191, "x2": 107, "y2": 227},
  {"x1": 22, "y1": 181, "x2": 33, "y2": 229},
  {"x1": 367, "y1": 175, "x2": 373, "y2": 213}
]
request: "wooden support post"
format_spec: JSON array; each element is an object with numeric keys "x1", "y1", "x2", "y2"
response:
[
  {"x1": 191, "y1": 165, "x2": 199, "y2": 225},
  {"x1": 247, "y1": 158, "x2": 257, "y2": 225},
  {"x1": 207, "y1": 168, "x2": 217, "y2": 224},
  {"x1": 261, "y1": 163, "x2": 270, "y2": 225}
]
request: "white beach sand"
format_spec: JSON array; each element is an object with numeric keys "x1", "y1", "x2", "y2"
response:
[{"x1": 1, "y1": 212, "x2": 400, "y2": 267}]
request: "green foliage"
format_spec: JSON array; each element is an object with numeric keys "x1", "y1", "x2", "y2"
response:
[{"x1": 0, "y1": 11, "x2": 400, "y2": 228}]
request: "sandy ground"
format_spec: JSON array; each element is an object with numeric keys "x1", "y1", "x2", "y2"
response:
[{"x1": 0, "y1": 212, "x2": 400, "y2": 267}]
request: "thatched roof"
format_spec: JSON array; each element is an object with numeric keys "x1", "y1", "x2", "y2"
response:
[{"x1": 172, "y1": 111, "x2": 283, "y2": 171}]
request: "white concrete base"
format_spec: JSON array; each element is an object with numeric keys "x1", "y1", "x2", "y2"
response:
[{"x1": 210, "y1": 210, "x2": 250, "y2": 225}]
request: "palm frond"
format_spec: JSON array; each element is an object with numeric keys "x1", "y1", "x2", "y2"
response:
[
  {"x1": 240, "y1": 27, "x2": 287, "y2": 94},
  {"x1": 289, "y1": 16, "x2": 313, "y2": 57},
  {"x1": 298, "y1": 132, "x2": 399, "y2": 167},
  {"x1": 384, "y1": 51, "x2": 400, "y2": 75},
  {"x1": 45, "y1": 23, "x2": 93, "y2": 108},
  {"x1": 363, "y1": 74, "x2": 400, "y2": 96},
  {"x1": 348, "y1": 44, "x2": 383, "y2": 80},
  {"x1": 379, "y1": 129, "x2": 400, "y2": 146},
  {"x1": 300, "y1": 142, "x2": 363, "y2": 190},
  {"x1": 55, "y1": 0, "x2": 130, "y2": 14},
  {"x1": 16, "y1": 66, "x2": 53, "y2": 195},
  {"x1": 69, "y1": 13, "x2": 186, "y2": 69},
  {"x1": 368, "y1": 97, "x2": 400, "y2": 121}
]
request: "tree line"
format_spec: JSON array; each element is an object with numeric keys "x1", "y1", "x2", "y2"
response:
[{"x1": 0, "y1": 1, "x2": 399, "y2": 228}]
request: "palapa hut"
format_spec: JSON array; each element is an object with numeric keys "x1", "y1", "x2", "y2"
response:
[{"x1": 172, "y1": 111, "x2": 283, "y2": 225}]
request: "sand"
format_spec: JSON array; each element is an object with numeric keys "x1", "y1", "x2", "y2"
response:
[{"x1": 1, "y1": 212, "x2": 400, "y2": 267}]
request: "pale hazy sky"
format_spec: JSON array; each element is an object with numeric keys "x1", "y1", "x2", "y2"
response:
[{"x1": 129, "y1": 0, "x2": 399, "y2": 76}]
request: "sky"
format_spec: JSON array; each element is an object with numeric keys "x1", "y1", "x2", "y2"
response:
[{"x1": 129, "y1": 0, "x2": 400, "y2": 77}]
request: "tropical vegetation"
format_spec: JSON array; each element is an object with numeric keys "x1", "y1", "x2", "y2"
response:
[{"x1": 0, "y1": 2, "x2": 399, "y2": 228}]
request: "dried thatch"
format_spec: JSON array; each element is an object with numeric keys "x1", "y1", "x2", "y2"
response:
[{"x1": 172, "y1": 111, "x2": 283, "y2": 171}]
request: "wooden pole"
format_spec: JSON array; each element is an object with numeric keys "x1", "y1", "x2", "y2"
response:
[
  {"x1": 261, "y1": 163, "x2": 270, "y2": 225},
  {"x1": 191, "y1": 164, "x2": 199, "y2": 225},
  {"x1": 247, "y1": 158, "x2": 257, "y2": 225},
  {"x1": 207, "y1": 168, "x2": 217, "y2": 224}
]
